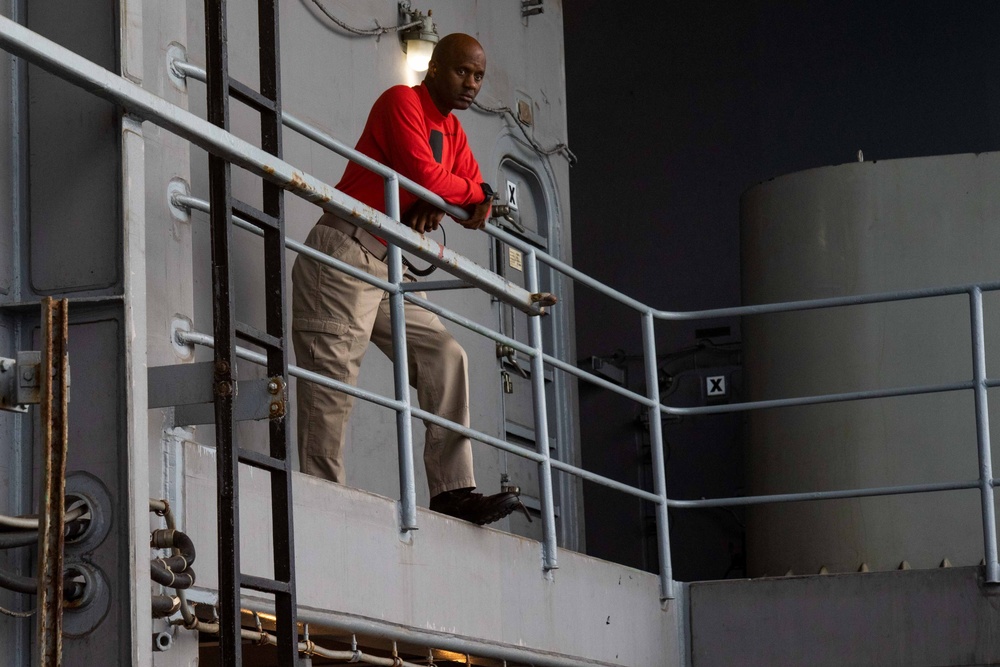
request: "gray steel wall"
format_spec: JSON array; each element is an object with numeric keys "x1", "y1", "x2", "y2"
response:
[
  {"x1": 0, "y1": 0, "x2": 136, "y2": 664},
  {"x1": 689, "y1": 566, "x2": 1000, "y2": 667}
]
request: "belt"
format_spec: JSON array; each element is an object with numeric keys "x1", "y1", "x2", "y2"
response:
[{"x1": 317, "y1": 213, "x2": 388, "y2": 261}]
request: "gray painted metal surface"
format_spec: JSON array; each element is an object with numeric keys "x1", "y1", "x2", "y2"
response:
[
  {"x1": 0, "y1": 1, "x2": 137, "y2": 665},
  {"x1": 690, "y1": 567, "x2": 1000, "y2": 667},
  {"x1": 740, "y1": 153, "x2": 1000, "y2": 577},
  {"x1": 181, "y1": 444, "x2": 681, "y2": 667}
]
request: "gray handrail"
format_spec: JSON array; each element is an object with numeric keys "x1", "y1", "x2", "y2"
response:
[
  {"x1": 164, "y1": 53, "x2": 1000, "y2": 595},
  {"x1": 5, "y1": 14, "x2": 997, "y2": 608}
]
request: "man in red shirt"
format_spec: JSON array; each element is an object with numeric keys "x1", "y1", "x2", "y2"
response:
[{"x1": 291, "y1": 34, "x2": 520, "y2": 525}]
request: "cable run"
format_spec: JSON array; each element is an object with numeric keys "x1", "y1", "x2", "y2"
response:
[
  {"x1": 0, "y1": 604, "x2": 34, "y2": 618},
  {"x1": 473, "y1": 99, "x2": 578, "y2": 165},
  {"x1": 311, "y1": 0, "x2": 421, "y2": 37}
]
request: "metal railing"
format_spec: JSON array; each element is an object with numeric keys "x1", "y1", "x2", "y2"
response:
[
  {"x1": 3, "y1": 14, "x2": 998, "y2": 612},
  {"x1": 169, "y1": 57, "x2": 1000, "y2": 596}
]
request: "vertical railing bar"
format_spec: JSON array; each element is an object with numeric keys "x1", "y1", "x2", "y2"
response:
[
  {"x1": 969, "y1": 286, "x2": 999, "y2": 582},
  {"x1": 642, "y1": 311, "x2": 674, "y2": 599},
  {"x1": 203, "y1": 0, "x2": 243, "y2": 663},
  {"x1": 525, "y1": 250, "x2": 558, "y2": 571},
  {"x1": 385, "y1": 174, "x2": 417, "y2": 531},
  {"x1": 256, "y1": 0, "x2": 298, "y2": 663}
]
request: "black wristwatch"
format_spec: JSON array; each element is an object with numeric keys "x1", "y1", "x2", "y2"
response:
[{"x1": 480, "y1": 182, "x2": 496, "y2": 203}]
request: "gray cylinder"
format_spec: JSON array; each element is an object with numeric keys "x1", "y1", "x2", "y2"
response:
[{"x1": 741, "y1": 152, "x2": 1000, "y2": 576}]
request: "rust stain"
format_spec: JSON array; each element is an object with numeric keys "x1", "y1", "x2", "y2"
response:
[
  {"x1": 531, "y1": 292, "x2": 559, "y2": 307},
  {"x1": 262, "y1": 165, "x2": 275, "y2": 175}
]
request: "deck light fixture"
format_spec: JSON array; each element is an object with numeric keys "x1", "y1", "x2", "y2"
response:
[{"x1": 398, "y1": 2, "x2": 438, "y2": 72}]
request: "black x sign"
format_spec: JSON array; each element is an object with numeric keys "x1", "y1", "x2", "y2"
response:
[{"x1": 507, "y1": 182, "x2": 518, "y2": 209}]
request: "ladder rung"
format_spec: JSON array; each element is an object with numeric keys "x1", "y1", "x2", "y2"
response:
[
  {"x1": 239, "y1": 447, "x2": 287, "y2": 473},
  {"x1": 241, "y1": 573, "x2": 291, "y2": 595},
  {"x1": 232, "y1": 199, "x2": 280, "y2": 231},
  {"x1": 235, "y1": 321, "x2": 283, "y2": 350},
  {"x1": 229, "y1": 78, "x2": 277, "y2": 113}
]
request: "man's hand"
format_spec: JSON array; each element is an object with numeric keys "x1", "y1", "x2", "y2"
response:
[
  {"x1": 457, "y1": 198, "x2": 491, "y2": 230},
  {"x1": 402, "y1": 199, "x2": 446, "y2": 234}
]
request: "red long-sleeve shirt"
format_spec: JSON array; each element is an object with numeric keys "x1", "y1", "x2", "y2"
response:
[{"x1": 335, "y1": 82, "x2": 485, "y2": 218}]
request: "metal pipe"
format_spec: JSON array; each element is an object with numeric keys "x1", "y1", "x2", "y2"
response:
[
  {"x1": 171, "y1": 59, "x2": 577, "y2": 320},
  {"x1": 666, "y1": 479, "x2": 981, "y2": 508},
  {"x1": 170, "y1": 60, "x2": 473, "y2": 227},
  {"x1": 402, "y1": 292, "x2": 537, "y2": 358},
  {"x1": 171, "y1": 193, "x2": 398, "y2": 294},
  {"x1": 653, "y1": 280, "x2": 1000, "y2": 322},
  {"x1": 174, "y1": 192, "x2": 657, "y2": 414},
  {"x1": 0, "y1": 532, "x2": 38, "y2": 549},
  {"x1": 384, "y1": 176, "x2": 417, "y2": 532},
  {"x1": 548, "y1": 459, "x2": 662, "y2": 504},
  {"x1": 0, "y1": 16, "x2": 543, "y2": 316},
  {"x1": 658, "y1": 379, "x2": 975, "y2": 417},
  {"x1": 408, "y1": 292, "x2": 656, "y2": 405},
  {"x1": 969, "y1": 287, "x2": 1000, "y2": 582},
  {"x1": 0, "y1": 506, "x2": 86, "y2": 530},
  {"x1": 642, "y1": 312, "x2": 674, "y2": 600},
  {"x1": 149, "y1": 500, "x2": 199, "y2": 629},
  {"x1": 243, "y1": 597, "x2": 626, "y2": 667},
  {"x1": 176, "y1": 331, "x2": 669, "y2": 507},
  {"x1": 180, "y1": 189, "x2": 983, "y2": 423},
  {"x1": 525, "y1": 252, "x2": 558, "y2": 571}
]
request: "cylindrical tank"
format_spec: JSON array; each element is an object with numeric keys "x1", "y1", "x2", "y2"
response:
[{"x1": 741, "y1": 152, "x2": 1000, "y2": 576}]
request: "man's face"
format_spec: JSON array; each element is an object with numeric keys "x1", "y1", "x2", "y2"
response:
[{"x1": 425, "y1": 43, "x2": 486, "y2": 115}]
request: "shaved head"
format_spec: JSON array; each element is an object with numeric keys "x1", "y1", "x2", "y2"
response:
[
  {"x1": 430, "y1": 33, "x2": 485, "y2": 68},
  {"x1": 423, "y1": 33, "x2": 487, "y2": 115}
]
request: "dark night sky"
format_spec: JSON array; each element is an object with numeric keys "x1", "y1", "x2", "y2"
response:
[{"x1": 562, "y1": 0, "x2": 1000, "y2": 578}]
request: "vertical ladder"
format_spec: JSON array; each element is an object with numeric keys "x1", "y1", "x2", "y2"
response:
[{"x1": 204, "y1": 1, "x2": 298, "y2": 664}]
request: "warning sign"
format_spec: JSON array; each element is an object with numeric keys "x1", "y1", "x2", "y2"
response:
[
  {"x1": 506, "y1": 180, "x2": 519, "y2": 210},
  {"x1": 508, "y1": 247, "x2": 523, "y2": 272},
  {"x1": 706, "y1": 375, "x2": 727, "y2": 397}
]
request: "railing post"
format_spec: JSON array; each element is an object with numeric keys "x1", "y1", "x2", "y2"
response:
[
  {"x1": 969, "y1": 286, "x2": 999, "y2": 582},
  {"x1": 641, "y1": 312, "x2": 675, "y2": 599},
  {"x1": 385, "y1": 174, "x2": 417, "y2": 531},
  {"x1": 525, "y1": 251, "x2": 558, "y2": 571}
]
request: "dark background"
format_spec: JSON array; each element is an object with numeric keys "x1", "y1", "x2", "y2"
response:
[{"x1": 563, "y1": 0, "x2": 1000, "y2": 580}]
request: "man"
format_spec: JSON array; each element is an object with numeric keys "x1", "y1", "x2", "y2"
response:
[{"x1": 291, "y1": 34, "x2": 520, "y2": 525}]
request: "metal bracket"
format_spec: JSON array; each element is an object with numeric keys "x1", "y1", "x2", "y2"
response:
[
  {"x1": 148, "y1": 362, "x2": 283, "y2": 426},
  {"x1": 0, "y1": 351, "x2": 72, "y2": 412}
]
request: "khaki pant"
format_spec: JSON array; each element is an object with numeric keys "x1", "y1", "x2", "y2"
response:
[{"x1": 291, "y1": 223, "x2": 476, "y2": 497}]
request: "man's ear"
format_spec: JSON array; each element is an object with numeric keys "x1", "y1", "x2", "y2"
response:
[{"x1": 426, "y1": 60, "x2": 437, "y2": 78}]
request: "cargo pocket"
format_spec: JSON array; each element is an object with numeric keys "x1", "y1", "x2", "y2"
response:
[{"x1": 292, "y1": 317, "x2": 358, "y2": 381}]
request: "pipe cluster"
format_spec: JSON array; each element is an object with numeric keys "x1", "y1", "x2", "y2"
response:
[
  {"x1": 150, "y1": 528, "x2": 196, "y2": 589},
  {"x1": 0, "y1": 506, "x2": 90, "y2": 604}
]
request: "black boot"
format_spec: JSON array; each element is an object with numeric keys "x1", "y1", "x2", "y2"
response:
[{"x1": 429, "y1": 488, "x2": 521, "y2": 525}]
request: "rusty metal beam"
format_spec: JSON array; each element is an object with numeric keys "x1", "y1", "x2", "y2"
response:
[{"x1": 36, "y1": 297, "x2": 69, "y2": 667}]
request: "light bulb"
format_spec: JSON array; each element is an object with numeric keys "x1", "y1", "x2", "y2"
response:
[{"x1": 405, "y1": 38, "x2": 434, "y2": 72}]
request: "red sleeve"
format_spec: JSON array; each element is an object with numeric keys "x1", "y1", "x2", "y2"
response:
[
  {"x1": 370, "y1": 88, "x2": 483, "y2": 207},
  {"x1": 451, "y1": 122, "x2": 484, "y2": 184}
]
